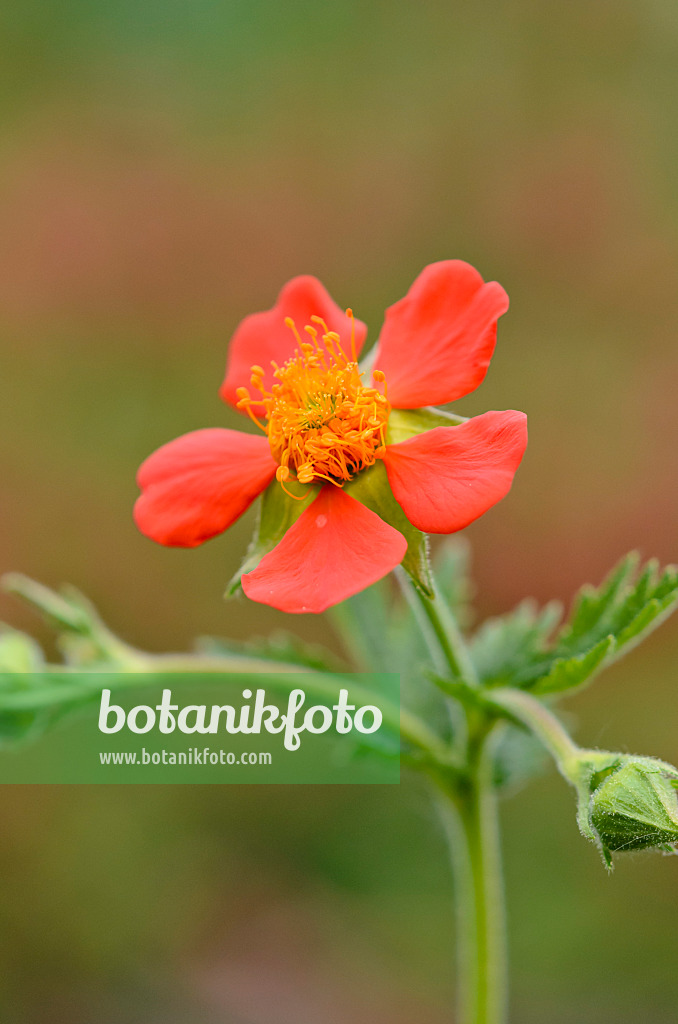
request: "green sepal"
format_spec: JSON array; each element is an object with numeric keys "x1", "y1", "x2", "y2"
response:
[
  {"x1": 386, "y1": 406, "x2": 467, "y2": 446},
  {"x1": 226, "y1": 479, "x2": 318, "y2": 596},
  {"x1": 569, "y1": 755, "x2": 678, "y2": 866},
  {"x1": 345, "y1": 461, "x2": 433, "y2": 597},
  {"x1": 589, "y1": 759, "x2": 678, "y2": 857}
]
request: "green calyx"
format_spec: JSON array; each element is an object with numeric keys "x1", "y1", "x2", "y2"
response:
[
  {"x1": 346, "y1": 461, "x2": 433, "y2": 597},
  {"x1": 230, "y1": 455, "x2": 433, "y2": 600},
  {"x1": 226, "y1": 478, "x2": 318, "y2": 596},
  {"x1": 386, "y1": 405, "x2": 467, "y2": 446},
  {"x1": 589, "y1": 758, "x2": 678, "y2": 857}
]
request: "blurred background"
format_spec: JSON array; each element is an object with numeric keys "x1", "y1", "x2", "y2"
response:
[{"x1": 2, "y1": 0, "x2": 678, "y2": 1020}]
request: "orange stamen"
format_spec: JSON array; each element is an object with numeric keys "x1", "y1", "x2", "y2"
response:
[{"x1": 236, "y1": 312, "x2": 391, "y2": 493}]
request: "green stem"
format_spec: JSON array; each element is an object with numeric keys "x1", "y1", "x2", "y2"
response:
[
  {"x1": 401, "y1": 567, "x2": 507, "y2": 1021},
  {"x1": 396, "y1": 568, "x2": 478, "y2": 684},
  {"x1": 435, "y1": 729, "x2": 507, "y2": 1024},
  {"x1": 484, "y1": 687, "x2": 582, "y2": 783}
]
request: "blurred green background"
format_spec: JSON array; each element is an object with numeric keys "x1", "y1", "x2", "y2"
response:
[{"x1": 2, "y1": 1, "x2": 678, "y2": 1020}]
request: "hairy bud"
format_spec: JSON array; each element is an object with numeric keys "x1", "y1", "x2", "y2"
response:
[{"x1": 587, "y1": 757, "x2": 678, "y2": 864}]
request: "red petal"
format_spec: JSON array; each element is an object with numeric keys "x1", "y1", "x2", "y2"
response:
[
  {"x1": 220, "y1": 276, "x2": 367, "y2": 409},
  {"x1": 373, "y1": 260, "x2": 509, "y2": 408},
  {"x1": 241, "y1": 486, "x2": 407, "y2": 613},
  {"x1": 134, "y1": 429, "x2": 277, "y2": 547},
  {"x1": 383, "y1": 411, "x2": 527, "y2": 533}
]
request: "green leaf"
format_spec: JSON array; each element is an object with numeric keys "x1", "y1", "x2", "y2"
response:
[
  {"x1": 2, "y1": 576, "x2": 148, "y2": 670},
  {"x1": 468, "y1": 554, "x2": 678, "y2": 697},
  {"x1": 530, "y1": 636, "x2": 614, "y2": 695},
  {"x1": 195, "y1": 631, "x2": 346, "y2": 673},
  {"x1": 226, "y1": 478, "x2": 318, "y2": 595},
  {"x1": 331, "y1": 579, "x2": 452, "y2": 741},
  {"x1": 534, "y1": 556, "x2": 678, "y2": 693},
  {"x1": 565, "y1": 551, "x2": 640, "y2": 641},
  {"x1": 346, "y1": 461, "x2": 433, "y2": 597},
  {"x1": 386, "y1": 406, "x2": 466, "y2": 446},
  {"x1": 469, "y1": 599, "x2": 562, "y2": 685},
  {"x1": 492, "y1": 723, "x2": 548, "y2": 792},
  {"x1": 2, "y1": 574, "x2": 92, "y2": 632}
]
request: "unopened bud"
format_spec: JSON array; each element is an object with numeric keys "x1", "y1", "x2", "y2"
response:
[{"x1": 589, "y1": 757, "x2": 678, "y2": 858}]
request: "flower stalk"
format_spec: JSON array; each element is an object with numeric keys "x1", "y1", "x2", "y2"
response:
[
  {"x1": 413, "y1": 577, "x2": 507, "y2": 1024},
  {"x1": 436, "y1": 728, "x2": 508, "y2": 1024}
]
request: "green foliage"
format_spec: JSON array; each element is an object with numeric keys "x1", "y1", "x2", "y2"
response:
[
  {"x1": 2, "y1": 547, "x2": 678, "y2": 790},
  {"x1": 195, "y1": 630, "x2": 346, "y2": 673},
  {"x1": 331, "y1": 578, "x2": 431, "y2": 707},
  {"x1": 530, "y1": 637, "x2": 615, "y2": 696},
  {"x1": 469, "y1": 599, "x2": 561, "y2": 685},
  {"x1": 470, "y1": 554, "x2": 678, "y2": 697},
  {"x1": 432, "y1": 538, "x2": 475, "y2": 630},
  {"x1": 0, "y1": 662, "x2": 104, "y2": 748},
  {"x1": 491, "y1": 723, "x2": 548, "y2": 793},
  {"x1": 331, "y1": 541, "x2": 479, "y2": 753},
  {"x1": 2, "y1": 573, "x2": 148, "y2": 670},
  {"x1": 0, "y1": 575, "x2": 447, "y2": 766}
]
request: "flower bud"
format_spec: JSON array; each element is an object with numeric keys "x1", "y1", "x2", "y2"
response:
[{"x1": 589, "y1": 758, "x2": 678, "y2": 858}]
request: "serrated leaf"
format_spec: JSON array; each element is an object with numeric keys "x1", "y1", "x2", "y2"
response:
[
  {"x1": 531, "y1": 635, "x2": 614, "y2": 695},
  {"x1": 549, "y1": 559, "x2": 678, "y2": 674},
  {"x1": 565, "y1": 551, "x2": 640, "y2": 641},
  {"x1": 469, "y1": 599, "x2": 562, "y2": 686},
  {"x1": 346, "y1": 460, "x2": 433, "y2": 597},
  {"x1": 2, "y1": 576, "x2": 146, "y2": 669},
  {"x1": 226, "y1": 478, "x2": 318, "y2": 596},
  {"x1": 469, "y1": 555, "x2": 678, "y2": 697}
]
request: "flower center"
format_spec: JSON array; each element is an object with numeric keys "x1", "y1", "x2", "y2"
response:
[{"x1": 236, "y1": 311, "x2": 389, "y2": 496}]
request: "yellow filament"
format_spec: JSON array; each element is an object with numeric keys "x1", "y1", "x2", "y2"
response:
[{"x1": 237, "y1": 315, "x2": 390, "y2": 491}]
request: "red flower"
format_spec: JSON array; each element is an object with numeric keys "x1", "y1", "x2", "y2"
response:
[{"x1": 135, "y1": 261, "x2": 527, "y2": 613}]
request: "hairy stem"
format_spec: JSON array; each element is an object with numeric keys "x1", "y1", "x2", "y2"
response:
[
  {"x1": 397, "y1": 569, "x2": 478, "y2": 684},
  {"x1": 435, "y1": 729, "x2": 507, "y2": 1024},
  {"x1": 484, "y1": 687, "x2": 582, "y2": 782}
]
